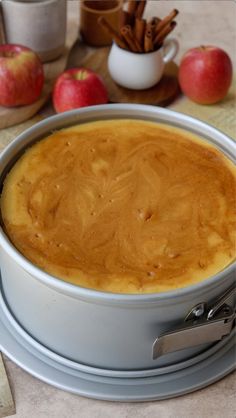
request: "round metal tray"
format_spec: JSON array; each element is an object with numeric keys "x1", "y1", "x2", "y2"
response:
[{"x1": 0, "y1": 279, "x2": 235, "y2": 401}]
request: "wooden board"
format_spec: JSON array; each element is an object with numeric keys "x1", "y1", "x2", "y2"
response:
[
  {"x1": 0, "y1": 354, "x2": 15, "y2": 418},
  {"x1": 0, "y1": 17, "x2": 79, "y2": 130},
  {"x1": 81, "y1": 47, "x2": 180, "y2": 106}
]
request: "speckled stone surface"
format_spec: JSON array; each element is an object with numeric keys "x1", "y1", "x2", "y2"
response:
[{"x1": 2, "y1": 1, "x2": 236, "y2": 417}]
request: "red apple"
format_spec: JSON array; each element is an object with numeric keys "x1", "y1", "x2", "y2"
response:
[
  {"x1": 52, "y1": 68, "x2": 108, "y2": 113},
  {"x1": 179, "y1": 46, "x2": 233, "y2": 104},
  {"x1": 0, "y1": 44, "x2": 44, "y2": 107}
]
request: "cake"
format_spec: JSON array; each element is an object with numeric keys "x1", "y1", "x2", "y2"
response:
[{"x1": 1, "y1": 119, "x2": 236, "y2": 293}]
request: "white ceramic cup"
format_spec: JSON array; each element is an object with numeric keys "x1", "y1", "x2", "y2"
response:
[
  {"x1": 2, "y1": 0, "x2": 67, "y2": 62},
  {"x1": 108, "y1": 38, "x2": 179, "y2": 90}
]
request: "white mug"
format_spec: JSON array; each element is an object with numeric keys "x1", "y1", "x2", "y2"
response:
[
  {"x1": 2, "y1": 0, "x2": 67, "y2": 62},
  {"x1": 108, "y1": 38, "x2": 179, "y2": 90}
]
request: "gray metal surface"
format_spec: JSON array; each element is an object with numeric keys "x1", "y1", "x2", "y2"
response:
[
  {"x1": 0, "y1": 104, "x2": 235, "y2": 372},
  {"x1": 0, "y1": 281, "x2": 235, "y2": 401}
]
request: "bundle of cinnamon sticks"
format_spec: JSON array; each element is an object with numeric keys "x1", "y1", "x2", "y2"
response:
[{"x1": 99, "y1": 0, "x2": 178, "y2": 53}]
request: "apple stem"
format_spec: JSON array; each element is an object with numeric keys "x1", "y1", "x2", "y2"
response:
[{"x1": 75, "y1": 70, "x2": 87, "y2": 81}]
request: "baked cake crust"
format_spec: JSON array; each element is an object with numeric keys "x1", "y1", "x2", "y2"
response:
[{"x1": 1, "y1": 120, "x2": 236, "y2": 293}]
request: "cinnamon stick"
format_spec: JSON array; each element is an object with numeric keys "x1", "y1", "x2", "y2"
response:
[
  {"x1": 127, "y1": 0, "x2": 138, "y2": 15},
  {"x1": 135, "y1": 0, "x2": 147, "y2": 19},
  {"x1": 144, "y1": 29, "x2": 154, "y2": 53},
  {"x1": 151, "y1": 17, "x2": 161, "y2": 26},
  {"x1": 98, "y1": 16, "x2": 128, "y2": 50},
  {"x1": 119, "y1": 10, "x2": 132, "y2": 28},
  {"x1": 145, "y1": 19, "x2": 155, "y2": 40},
  {"x1": 156, "y1": 9, "x2": 178, "y2": 33},
  {"x1": 121, "y1": 25, "x2": 142, "y2": 52},
  {"x1": 134, "y1": 17, "x2": 146, "y2": 48},
  {"x1": 154, "y1": 21, "x2": 177, "y2": 47},
  {"x1": 148, "y1": 17, "x2": 161, "y2": 36}
]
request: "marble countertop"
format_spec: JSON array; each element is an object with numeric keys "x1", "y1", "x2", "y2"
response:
[{"x1": 2, "y1": 1, "x2": 236, "y2": 417}]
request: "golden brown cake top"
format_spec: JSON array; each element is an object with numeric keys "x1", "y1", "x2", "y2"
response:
[{"x1": 1, "y1": 119, "x2": 236, "y2": 293}]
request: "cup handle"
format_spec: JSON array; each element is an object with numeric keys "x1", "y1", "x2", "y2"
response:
[{"x1": 163, "y1": 38, "x2": 179, "y2": 63}]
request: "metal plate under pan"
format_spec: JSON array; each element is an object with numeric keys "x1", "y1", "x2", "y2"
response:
[{"x1": 0, "y1": 277, "x2": 235, "y2": 401}]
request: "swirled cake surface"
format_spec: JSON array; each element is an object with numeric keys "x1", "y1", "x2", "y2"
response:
[{"x1": 1, "y1": 120, "x2": 236, "y2": 293}]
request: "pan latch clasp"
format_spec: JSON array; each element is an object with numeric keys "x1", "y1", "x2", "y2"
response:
[{"x1": 152, "y1": 284, "x2": 236, "y2": 359}]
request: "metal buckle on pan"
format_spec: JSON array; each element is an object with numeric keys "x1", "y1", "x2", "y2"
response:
[{"x1": 152, "y1": 284, "x2": 236, "y2": 359}]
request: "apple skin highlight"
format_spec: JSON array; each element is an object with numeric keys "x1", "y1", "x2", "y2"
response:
[
  {"x1": 179, "y1": 46, "x2": 233, "y2": 105},
  {"x1": 53, "y1": 68, "x2": 108, "y2": 113},
  {"x1": 0, "y1": 44, "x2": 44, "y2": 107}
]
